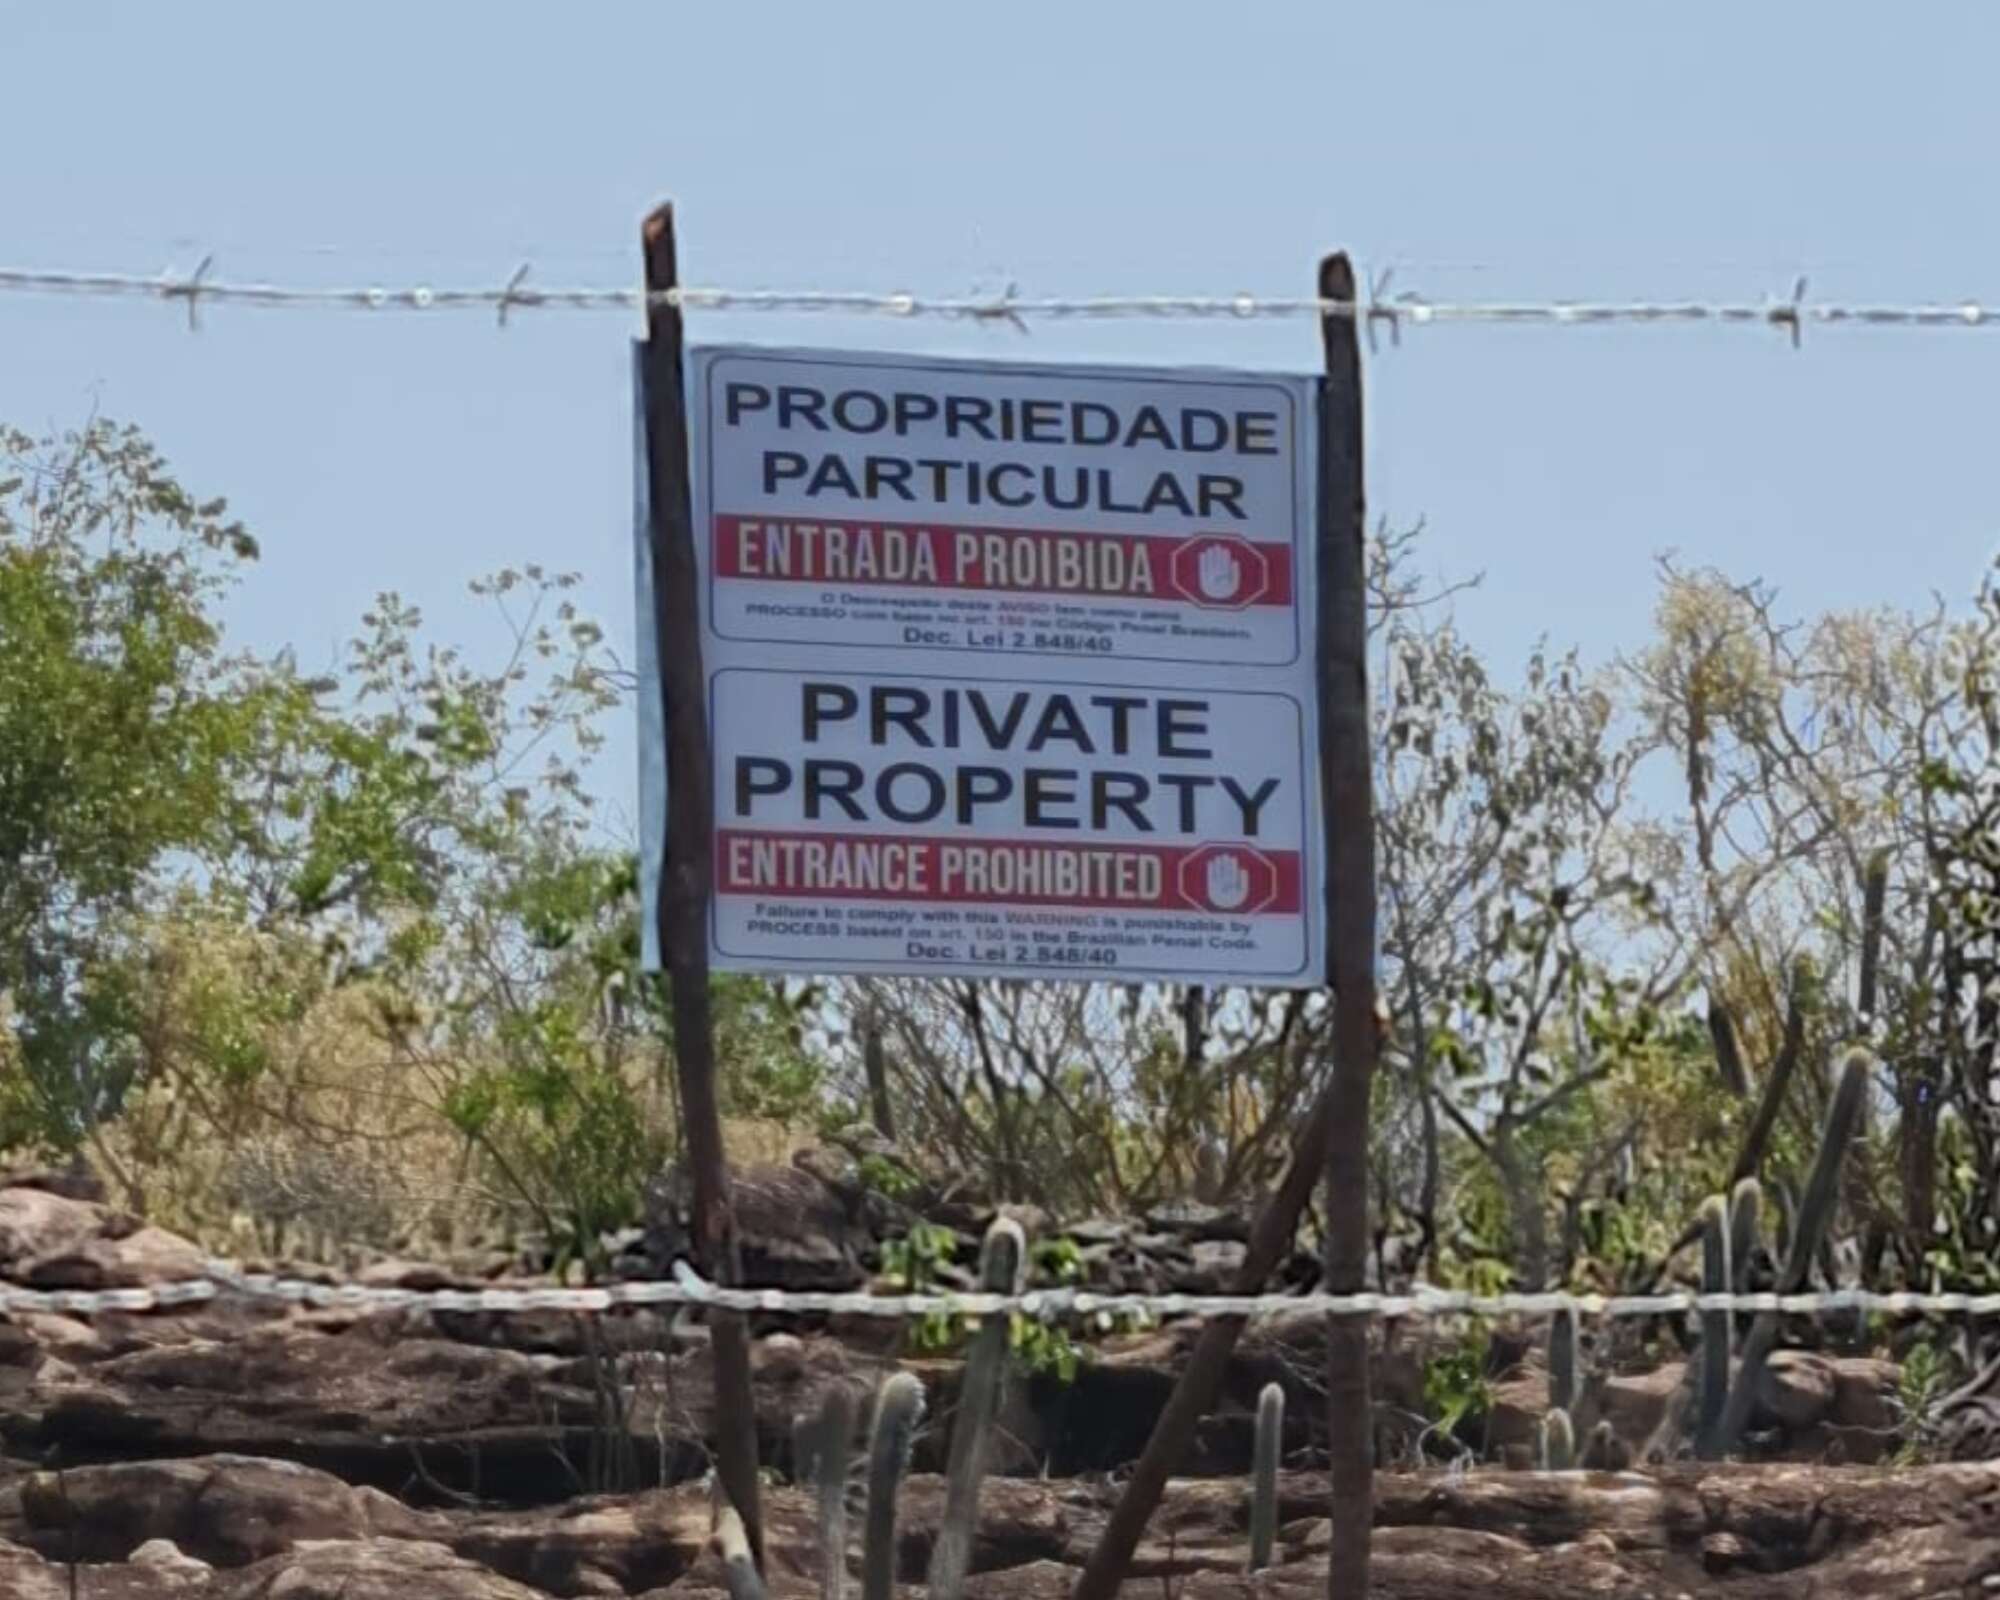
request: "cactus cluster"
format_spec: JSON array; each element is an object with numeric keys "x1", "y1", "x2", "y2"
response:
[
  {"x1": 1707, "y1": 1049, "x2": 1872, "y2": 1456},
  {"x1": 712, "y1": 1049, "x2": 1871, "y2": 1591},
  {"x1": 711, "y1": 1218, "x2": 1025, "y2": 1600},
  {"x1": 1544, "y1": 1039, "x2": 1871, "y2": 1471}
]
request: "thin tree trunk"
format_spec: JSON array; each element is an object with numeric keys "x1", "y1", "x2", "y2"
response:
[
  {"x1": 1901, "y1": 1056, "x2": 1940, "y2": 1260},
  {"x1": 1731, "y1": 962, "x2": 1809, "y2": 1187},
  {"x1": 1416, "y1": 1069, "x2": 1441, "y2": 1278},
  {"x1": 1495, "y1": 1128, "x2": 1548, "y2": 1290},
  {"x1": 863, "y1": 1018, "x2": 895, "y2": 1142},
  {"x1": 1401, "y1": 958, "x2": 1442, "y2": 1277},
  {"x1": 1068, "y1": 1037, "x2": 1350, "y2": 1600}
]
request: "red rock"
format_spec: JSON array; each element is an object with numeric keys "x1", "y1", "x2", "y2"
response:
[
  {"x1": 0, "y1": 1189, "x2": 105, "y2": 1272},
  {"x1": 19, "y1": 1454, "x2": 369, "y2": 1564},
  {"x1": 1759, "y1": 1351, "x2": 1840, "y2": 1430},
  {"x1": 208, "y1": 1537, "x2": 549, "y2": 1599}
]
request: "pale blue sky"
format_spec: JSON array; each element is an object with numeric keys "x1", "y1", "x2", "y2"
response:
[{"x1": 6, "y1": 3, "x2": 1997, "y2": 841}]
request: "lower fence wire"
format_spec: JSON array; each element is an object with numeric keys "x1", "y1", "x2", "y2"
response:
[{"x1": 5, "y1": 1261, "x2": 1999, "y2": 1323}]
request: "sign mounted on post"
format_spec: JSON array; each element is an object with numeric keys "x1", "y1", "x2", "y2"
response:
[
  {"x1": 641, "y1": 345, "x2": 1324, "y2": 985},
  {"x1": 700, "y1": 348, "x2": 1310, "y2": 668}
]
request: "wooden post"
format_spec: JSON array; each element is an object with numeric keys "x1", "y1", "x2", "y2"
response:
[
  {"x1": 1069, "y1": 257, "x2": 1372, "y2": 1600},
  {"x1": 640, "y1": 201, "x2": 764, "y2": 1565},
  {"x1": 1316, "y1": 251, "x2": 1378, "y2": 1599}
]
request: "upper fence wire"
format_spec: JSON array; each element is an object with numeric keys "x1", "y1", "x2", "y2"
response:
[{"x1": 5, "y1": 263, "x2": 2000, "y2": 343}]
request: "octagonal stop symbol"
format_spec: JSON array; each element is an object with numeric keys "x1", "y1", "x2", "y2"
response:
[
  {"x1": 1168, "y1": 534, "x2": 1270, "y2": 610},
  {"x1": 1178, "y1": 844, "x2": 1282, "y2": 915}
]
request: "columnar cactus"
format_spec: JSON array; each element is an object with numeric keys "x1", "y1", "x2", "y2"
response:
[
  {"x1": 927, "y1": 1219, "x2": 1024, "y2": 1600},
  {"x1": 1728, "y1": 1177, "x2": 1762, "y2": 1294},
  {"x1": 717, "y1": 1503, "x2": 768, "y2": 1600},
  {"x1": 864, "y1": 1374, "x2": 925, "y2": 1600},
  {"x1": 1249, "y1": 1382, "x2": 1284, "y2": 1571},
  {"x1": 1858, "y1": 848, "x2": 1890, "y2": 1022},
  {"x1": 1548, "y1": 1306, "x2": 1579, "y2": 1414},
  {"x1": 1696, "y1": 1194, "x2": 1731, "y2": 1460},
  {"x1": 1709, "y1": 998, "x2": 1751, "y2": 1099},
  {"x1": 814, "y1": 1388, "x2": 856, "y2": 1600},
  {"x1": 1539, "y1": 1407, "x2": 1575, "y2": 1472},
  {"x1": 1716, "y1": 1050, "x2": 1872, "y2": 1452}
]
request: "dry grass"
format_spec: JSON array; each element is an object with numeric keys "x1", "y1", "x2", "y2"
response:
[
  {"x1": 90, "y1": 910, "x2": 495, "y2": 1266},
  {"x1": 722, "y1": 1115, "x2": 815, "y2": 1167},
  {"x1": 24, "y1": 907, "x2": 821, "y2": 1271}
]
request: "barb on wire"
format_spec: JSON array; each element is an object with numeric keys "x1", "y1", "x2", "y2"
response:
[
  {"x1": 496, "y1": 262, "x2": 533, "y2": 328},
  {"x1": 1773, "y1": 274, "x2": 1809, "y2": 349},
  {"x1": 2, "y1": 262, "x2": 2000, "y2": 339},
  {"x1": 1364, "y1": 267, "x2": 1401, "y2": 352},
  {"x1": 161, "y1": 254, "x2": 215, "y2": 332},
  {"x1": 967, "y1": 280, "x2": 1029, "y2": 335},
  {"x1": 6, "y1": 1262, "x2": 2000, "y2": 1324}
]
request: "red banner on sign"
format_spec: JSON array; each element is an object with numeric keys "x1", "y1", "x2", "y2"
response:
[
  {"x1": 714, "y1": 516, "x2": 1293, "y2": 610},
  {"x1": 717, "y1": 827, "x2": 1303, "y2": 914}
]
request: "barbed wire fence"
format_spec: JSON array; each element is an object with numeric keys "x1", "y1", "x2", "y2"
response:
[
  {"x1": 8, "y1": 261, "x2": 2000, "y2": 343},
  {"x1": 4, "y1": 249, "x2": 2000, "y2": 1545},
  {"x1": 4, "y1": 257, "x2": 1999, "y2": 1326}
]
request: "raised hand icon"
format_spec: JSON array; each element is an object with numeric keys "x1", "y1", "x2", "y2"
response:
[
  {"x1": 1205, "y1": 851, "x2": 1250, "y2": 910},
  {"x1": 1197, "y1": 542, "x2": 1241, "y2": 602}
]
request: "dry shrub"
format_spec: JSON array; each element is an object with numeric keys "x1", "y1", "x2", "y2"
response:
[
  {"x1": 92, "y1": 906, "x2": 492, "y2": 1265},
  {"x1": 723, "y1": 1115, "x2": 813, "y2": 1167}
]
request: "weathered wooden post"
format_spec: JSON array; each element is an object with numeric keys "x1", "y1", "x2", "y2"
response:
[
  {"x1": 1070, "y1": 256, "x2": 1373, "y2": 1600},
  {"x1": 1315, "y1": 250, "x2": 1379, "y2": 1600},
  {"x1": 639, "y1": 201, "x2": 765, "y2": 1564}
]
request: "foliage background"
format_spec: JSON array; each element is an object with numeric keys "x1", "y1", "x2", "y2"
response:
[{"x1": 3, "y1": 420, "x2": 1996, "y2": 1325}]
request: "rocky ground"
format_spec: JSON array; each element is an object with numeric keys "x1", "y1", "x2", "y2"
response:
[
  {"x1": 2, "y1": 1170, "x2": 1999, "y2": 1596},
  {"x1": 3, "y1": 1453, "x2": 1998, "y2": 1598}
]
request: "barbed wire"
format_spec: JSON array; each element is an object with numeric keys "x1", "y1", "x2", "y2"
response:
[
  {"x1": 5, "y1": 263, "x2": 2000, "y2": 344},
  {"x1": 6, "y1": 1260, "x2": 2000, "y2": 1323}
]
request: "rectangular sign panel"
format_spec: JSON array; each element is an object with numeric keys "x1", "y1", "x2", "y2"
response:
[
  {"x1": 697, "y1": 348, "x2": 1308, "y2": 668},
  {"x1": 641, "y1": 344, "x2": 1324, "y2": 985},
  {"x1": 709, "y1": 666, "x2": 1313, "y2": 980}
]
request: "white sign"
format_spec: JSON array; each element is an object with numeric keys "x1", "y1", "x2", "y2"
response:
[
  {"x1": 698, "y1": 347, "x2": 1308, "y2": 667},
  {"x1": 710, "y1": 667, "x2": 1313, "y2": 979},
  {"x1": 651, "y1": 344, "x2": 1324, "y2": 985}
]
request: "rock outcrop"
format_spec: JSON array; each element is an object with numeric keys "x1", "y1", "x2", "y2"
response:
[
  {"x1": 6, "y1": 1176, "x2": 2000, "y2": 1594},
  {"x1": 0, "y1": 1455, "x2": 1997, "y2": 1597}
]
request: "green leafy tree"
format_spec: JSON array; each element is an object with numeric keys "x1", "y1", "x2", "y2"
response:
[
  {"x1": 0, "y1": 420, "x2": 262, "y2": 1150},
  {"x1": 2, "y1": 421, "x2": 820, "y2": 1273}
]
